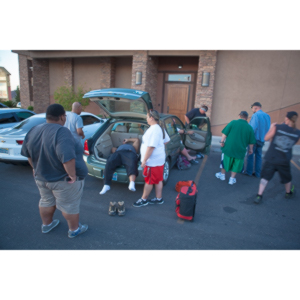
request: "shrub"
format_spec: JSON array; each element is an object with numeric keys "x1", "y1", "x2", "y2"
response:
[
  {"x1": 2, "y1": 100, "x2": 14, "y2": 108},
  {"x1": 54, "y1": 85, "x2": 90, "y2": 111},
  {"x1": 27, "y1": 106, "x2": 34, "y2": 111}
]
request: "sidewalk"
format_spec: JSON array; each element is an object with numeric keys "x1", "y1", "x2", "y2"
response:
[{"x1": 211, "y1": 136, "x2": 300, "y2": 155}]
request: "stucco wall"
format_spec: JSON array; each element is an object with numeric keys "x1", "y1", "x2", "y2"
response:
[{"x1": 211, "y1": 51, "x2": 300, "y2": 135}]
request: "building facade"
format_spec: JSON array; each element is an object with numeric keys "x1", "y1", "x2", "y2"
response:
[
  {"x1": 0, "y1": 67, "x2": 12, "y2": 101},
  {"x1": 12, "y1": 50, "x2": 300, "y2": 136}
]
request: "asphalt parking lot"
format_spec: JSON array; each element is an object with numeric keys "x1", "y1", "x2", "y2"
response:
[{"x1": 0, "y1": 148, "x2": 299, "y2": 250}]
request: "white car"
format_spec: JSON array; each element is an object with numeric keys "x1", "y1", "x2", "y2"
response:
[
  {"x1": 17, "y1": 102, "x2": 21, "y2": 108},
  {"x1": 0, "y1": 111, "x2": 106, "y2": 165}
]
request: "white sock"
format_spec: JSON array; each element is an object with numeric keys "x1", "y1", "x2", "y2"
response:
[
  {"x1": 129, "y1": 181, "x2": 136, "y2": 191},
  {"x1": 100, "y1": 185, "x2": 111, "y2": 195}
]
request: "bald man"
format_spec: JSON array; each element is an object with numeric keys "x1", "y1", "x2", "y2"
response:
[{"x1": 64, "y1": 102, "x2": 85, "y2": 142}]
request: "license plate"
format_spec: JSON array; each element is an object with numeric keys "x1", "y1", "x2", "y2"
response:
[
  {"x1": 0, "y1": 148, "x2": 8, "y2": 154},
  {"x1": 112, "y1": 172, "x2": 118, "y2": 181}
]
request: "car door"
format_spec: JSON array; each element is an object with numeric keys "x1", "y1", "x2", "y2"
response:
[
  {"x1": 183, "y1": 117, "x2": 212, "y2": 154},
  {"x1": 164, "y1": 117, "x2": 182, "y2": 165}
]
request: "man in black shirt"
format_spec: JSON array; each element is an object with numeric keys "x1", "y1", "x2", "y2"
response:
[
  {"x1": 185, "y1": 105, "x2": 208, "y2": 125},
  {"x1": 254, "y1": 111, "x2": 300, "y2": 204}
]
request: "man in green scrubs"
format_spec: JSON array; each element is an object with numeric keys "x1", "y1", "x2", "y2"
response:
[{"x1": 215, "y1": 111, "x2": 256, "y2": 185}]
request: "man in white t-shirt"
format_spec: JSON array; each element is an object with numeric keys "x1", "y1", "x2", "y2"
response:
[
  {"x1": 64, "y1": 102, "x2": 85, "y2": 142},
  {"x1": 133, "y1": 110, "x2": 170, "y2": 207}
]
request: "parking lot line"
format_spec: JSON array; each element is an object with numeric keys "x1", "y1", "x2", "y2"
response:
[
  {"x1": 194, "y1": 155, "x2": 209, "y2": 185},
  {"x1": 291, "y1": 159, "x2": 300, "y2": 171}
]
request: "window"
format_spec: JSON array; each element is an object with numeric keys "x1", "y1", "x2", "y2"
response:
[
  {"x1": 188, "y1": 118, "x2": 208, "y2": 132},
  {"x1": 168, "y1": 74, "x2": 192, "y2": 82},
  {"x1": 171, "y1": 117, "x2": 184, "y2": 132},
  {"x1": 164, "y1": 118, "x2": 176, "y2": 136},
  {"x1": 81, "y1": 115, "x2": 100, "y2": 126},
  {"x1": 0, "y1": 113, "x2": 18, "y2": 124},
  {"x1": 15, "y1": 111, "x2": 35, "y2": 121},
  {"x1": 13, "y1": 117, "x2": 46, "y2": 130}
]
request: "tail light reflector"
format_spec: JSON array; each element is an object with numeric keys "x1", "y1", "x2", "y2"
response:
[
  {"x1": 16, "y1": 140, "x2": 24, "y2": 145},
  {"x1": 84, "y1": 139, "x2": 90, "y2": 155}
]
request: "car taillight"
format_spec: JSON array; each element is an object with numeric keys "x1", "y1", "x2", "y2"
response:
[
  {"x1": 16, "y1": 140, "x2": 23, "y2": 145},
  {"x1": 84, "y1": 139, "x2": 90, "y2": 155}
]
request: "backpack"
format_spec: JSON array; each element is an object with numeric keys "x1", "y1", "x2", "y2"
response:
[
  {"x1": 176, "y1": 155, "x2": 191, "y2": 170},
  {"x1": 175, "y1": 180, "x2": 194, "y2": 192},
  {"x1": 175, "y1": 181, "x2": 198, "y2": 222}
]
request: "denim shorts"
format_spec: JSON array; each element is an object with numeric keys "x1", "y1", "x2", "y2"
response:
[{"x1": 36, "y1": 179, "x2": 85, "y2": 214}]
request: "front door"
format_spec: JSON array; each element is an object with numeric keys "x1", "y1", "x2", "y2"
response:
[{"x1": 165, "y1": 84, "x2": 190, "y2": 123}]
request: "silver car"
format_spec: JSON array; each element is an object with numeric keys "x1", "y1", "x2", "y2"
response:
[{"x1": 0, "y1": 111, "x2": 106, "y2": 165}]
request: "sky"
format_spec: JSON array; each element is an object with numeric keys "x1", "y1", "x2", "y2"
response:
[{"x1": 0, "y1": 50, "x2": 19, "y2": 91}]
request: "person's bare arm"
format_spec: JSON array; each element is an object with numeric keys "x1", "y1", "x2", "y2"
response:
[
  {"x1": 264, "y1": 123, "x2": 277, "y2": 141},
  {"x1": 28, "y1": 157, "x2": 35, "y2": 177},
  {"x1": 248, "y1": 144, "x2": 254, "y2": 155},
  {"x1": 77, "y1": 127, "x2": 85, "y2": 139},
  {"x1": 220, "y1": 133, "x2": 227, "y2": 147},
  {"x1": 124, "y1": 138, "x2": 140, "y2": 153},
  {"x1": 184, "y1": 115, "x2": 190, "y2": 124},
  {"x1": 63, "y1": 158, "x2": 76, "y2": 183},
  {"x1": 141, "y1": 147, "x2": 155, "y2": 168}
]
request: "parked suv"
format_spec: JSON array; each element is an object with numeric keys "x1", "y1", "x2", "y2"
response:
[
  {"x1": 83, "y1": 88, "x2": 212, "y2": 185},
  {"x1": 0, "y1": 108, "x2": 36, "y2": 129}
]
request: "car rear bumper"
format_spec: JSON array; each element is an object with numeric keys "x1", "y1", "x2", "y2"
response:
[{"x1": 83, "y1": 154, "x2": 145, "y2": 184}]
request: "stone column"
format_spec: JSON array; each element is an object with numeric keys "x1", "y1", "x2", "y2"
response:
[
  {"x1": 99, "y1": 57, "x2": 116, "y2": 88},
  {"x1": 18, "y1": 55, "x2": 31, "y2": 109},
  {"x1": 131, "y1": 51, "x2": 158, "y2": 108},
  {"x1": 32, "y1": 59, "x2": 50, "y2": 113},
  {"x1": 63, "y1": 58, "x2": 73, "y2": 87},
  {"x1": 195, "y1": 51, "x2": 218, "y2": 118}
]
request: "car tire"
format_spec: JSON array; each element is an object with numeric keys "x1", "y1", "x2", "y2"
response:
[{"x1": 163, "y1": 157, "x2": 170, "y2": 186}]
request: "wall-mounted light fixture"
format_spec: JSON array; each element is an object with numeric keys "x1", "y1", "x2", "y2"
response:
[
  {"x1": 136, "y1": 71, "x2": 142, "y2": 85},
  {"x1": 178, "y1": 64, "x2": 183, "y2": 69},
  {"x1": 201, "y1": 72, "x2": 210, "y2": 87}
]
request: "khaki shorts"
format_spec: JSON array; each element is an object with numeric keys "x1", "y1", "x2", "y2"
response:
[{"x1": 36, "y1": 179, "x2": 85, "y2": 214}]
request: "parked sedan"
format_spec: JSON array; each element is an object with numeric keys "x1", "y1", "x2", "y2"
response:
[
  {"x1": 0, "y1": 108, "x2": 36, "y2": 129},
  {"x1": 0, "y1": 103, "x2": 8, "y2": 108},
  {"x1": 83, "y1": 88, "x2": 211, "y2": 185},
  {"x1": 0, "y1": 111, "x2": 106, "y2": 165}
]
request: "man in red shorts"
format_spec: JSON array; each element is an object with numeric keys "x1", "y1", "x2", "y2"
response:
[{"x1": 133, "y1": 110, "x2": 170, "y2": 207}]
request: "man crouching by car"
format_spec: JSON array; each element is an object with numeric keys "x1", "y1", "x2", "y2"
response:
[{"x1": 21, "y1": 104, "x2": 88, "y2": 238}]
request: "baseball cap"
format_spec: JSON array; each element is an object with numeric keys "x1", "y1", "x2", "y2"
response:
[
  {"x1": 251, "y1": 102, "x2": 262, "y2": 108},
  {"x1": 286, "y1": 111, "x2": 298, "y2": 120},
  {"x1": 46, "y1": 104, "x2": 65, "y2": 118},
  {"x1": 239, "y1": 111, "x2": 248, "y2": 118}
]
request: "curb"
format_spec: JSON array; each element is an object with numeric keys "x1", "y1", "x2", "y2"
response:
[{"x1": 211, "y1": 136, "x2": 300, "y2": 155}]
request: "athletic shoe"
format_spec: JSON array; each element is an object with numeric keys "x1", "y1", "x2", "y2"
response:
[
  {"x1": 68, "y1": 223, "x2": 88, "y2": 238},
  {"x1": 285, "y1": 186, "x2": 296, "y2": 199},
  {"x1": 254, "y1": 195, "x2": 262, "y2": 204},
  {"x1": 117, "y1": 201, "x2": 125, "y2": 216},
  {"x1": 215, "y1": 172, "x2": 225, "y2": 181},
  {"x1": 108, "y1": 202, "x2": 117, "y2": 216},
  {"x1": 189, "y1": 159, "x2": 199, "y2": 165},
  {"x1": 228, "y1": 177, "x2": 236, "y2": 185},
  {"x1": 41, "y1": 219, "x2": 60, "y2": 233},
  {"x1": 242, "y1": 172, "x2": 252, "y2": 177},
  {"x1": 148, "y1": 197, "x2": 164, "y2": 204},
  {"x1": 133, "y1": 198, "x2": 148, "y2": 207}
]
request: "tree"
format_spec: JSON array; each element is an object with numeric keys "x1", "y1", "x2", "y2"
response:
[
  {"x1": 54, "y1": 85, "x2": 90, "y2": 111},
  {"x1": 15, "y1": 86, "x2": 20, "y2": 102}
]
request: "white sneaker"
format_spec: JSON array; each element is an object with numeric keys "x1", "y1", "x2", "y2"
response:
[
  {"x1": 215, "y1": 172, "x2": 225, "y2": 181},
  {"x1": 228, "y1": 177, "x2": 236, "y2": 185},
  {"x1": 100, "y1": 185, "x2": 111, "y2": 195}
]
